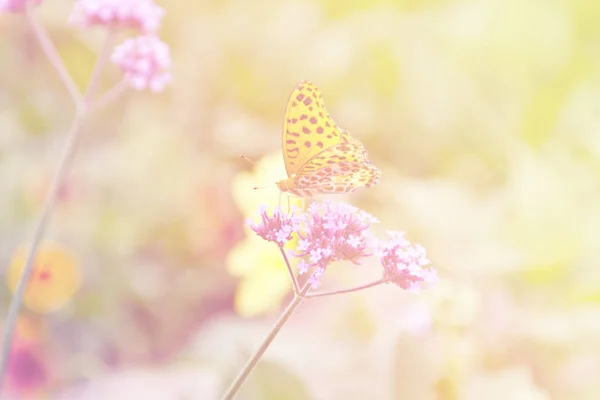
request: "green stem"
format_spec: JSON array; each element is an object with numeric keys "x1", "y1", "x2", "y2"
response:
[
  {"x1": 0, "y1": 7, "x2": 119, "y2": 397},
  {"x1": 88, "y1": 79, "x2": 128, "y2": 113},
  {"x1": 0, "y1": 113, "x2": 84, "y2": 396},
  {"x1": 279, "y1": 246, "x2": 300, "y2": 295},
  {"x1": 305, "y1": 278, "x2": 385, "y2": 299},
  {"x1": 24, "y1": 4, "x2": 83, "y2": 108},
  {"x1": 83, "y1": 31, "x2": 116, "y2": 102},
  {"x1": 220, "y1": 280, "x2": 312, "y2": 400}
]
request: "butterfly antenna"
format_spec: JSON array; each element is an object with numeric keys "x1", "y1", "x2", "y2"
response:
[
  {"x1": 240, "y1": 154, "x2": 279, "y2": 193},
  {"x1": 239, "y1": 154, "x2": 269, "y2": 174},
  {"x1": 253, "y1": 184, "x2": 275, "y2": 191}
]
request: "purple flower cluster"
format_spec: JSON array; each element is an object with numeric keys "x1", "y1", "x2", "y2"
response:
[
  {"x1": 69, "y1": 0, "x2": 165, "y2": 33},
  {"x1": 295, "y1": 202, "x2": 377, "y2": 288},
  {"x1": 247, "y1": 205, "x2": 302, "y2": 247},
  {"x1": 379, "y1": 231, "x2": 437, "y2": 292},
  {"x1": 111, "y1": 35, "x2": 172, "y2": 92},
  {"x1": 68, "y1": 0, "x2": 171, "y2": 93},
  {"x1": 248, "y1": 201, "x2": 437, "y2": 291},
  {"x1": 0, "y1": 0, "x2": 42, "y2": 13},
  {"x1": 2, "y1": 0, "x2": 171, "y2": 92}
]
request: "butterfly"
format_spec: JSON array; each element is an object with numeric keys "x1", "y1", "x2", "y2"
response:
[{"x1": 275, "y1": 81, "x2": 381, "y2": 198}]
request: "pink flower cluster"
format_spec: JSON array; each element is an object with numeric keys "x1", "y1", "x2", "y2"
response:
[
  {"x1": 0, "y1": 0, "x2": 42, "y2": 13},
  {"x1": 111, "y1": 35, "x2": 172, "y2": 92},
  {"x1": 69, "y1": 0, "x2": 165, "y2": 33},
  {"x1": 4, "y1": 0, "x2": 172, "y2": 92},
  {"x1": 247, "y1": 205, "x2": 302, "y2": 246},
  {"x1": 379, "y1": 231, "x2": 438, "y2": 291},
  {"x1": 68, "y1": 0, "x2": 172, "y2": 92},
  {"x1": 248, "y1": 201, "x2": 437, "y2": 291},
  {"x1": 295, "y1": 202, "x2": 377, "y2": 287}
]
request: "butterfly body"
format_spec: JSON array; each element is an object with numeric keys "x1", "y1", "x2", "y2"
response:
[{"x1": 277, "y1": 81, "x2": 381, "y2": 198}]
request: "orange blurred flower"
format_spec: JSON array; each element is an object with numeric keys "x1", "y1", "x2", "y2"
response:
[
  {"x1": 14, "y1": 315, "x2": 46, "y2": 344},
  {"x1": 6, "y1": 242, "x2": 81, "y2": 313}
]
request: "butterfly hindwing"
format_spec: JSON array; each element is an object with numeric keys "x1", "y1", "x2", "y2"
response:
[{"x1": 293, "y1": 139, "x2": 381, "y2": 193}]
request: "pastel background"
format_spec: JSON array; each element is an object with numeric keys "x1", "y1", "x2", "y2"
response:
[{"x1": 2, "y1": 0, "x2": 600, "y2": 398}]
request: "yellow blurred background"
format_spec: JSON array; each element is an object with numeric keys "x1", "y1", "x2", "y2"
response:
[{"x1": 2, "y1": 0, "x2": 600, "y2": 398}]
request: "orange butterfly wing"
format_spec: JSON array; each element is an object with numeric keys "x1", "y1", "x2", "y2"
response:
[
  {"x1": 282, "y1": 81, "x2": 346, "y2": 177},
  {"x1": 293, "y1": 136, "x2": 381, "y2": 194}
]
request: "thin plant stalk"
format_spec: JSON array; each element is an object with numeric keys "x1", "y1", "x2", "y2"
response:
[
  {"x1": 305, "y1": 278, "x2": 385, "y2": 299},
  {"x1": 0, "y1": 7, "x2": 120, "y2": 396},
  {"x1": 219, "y1": 263, "x2": 383, "y2": 398},
  {"x1": 279, "y1": 246, "x2": 300, "y2": 294},
  {"x1": 220, "y1": 264, "x2": 313, "y2": 400},
  {"x1": 0, "y1": 114, "x2": 84, "y2": 396},
  {"x1": 24, "y1": 4, "x2": 83, "y2": 108},
  {"x1": 83, "y1": 30, "x2": 116, "y2": 101},
  {"x1": 89, "y1": 78, "x2": 128, "y2": 112}
]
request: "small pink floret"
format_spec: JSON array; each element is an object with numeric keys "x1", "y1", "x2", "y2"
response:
[
  {"x1": 247, "y1": 205, "x2": 302, "y2": 247},
  {"x1": 293, "y1": 201, "x2": 377, "y2": 288},
  {"x1": 0, "y1": 0, "x2": 42, "y2": 13},
  {"x1": 379, "y1": 231, "x2": 437, "y2": 292},
  {"x1": 69, "y1": 0, "x2": 165, "y2": 33},
  {"x1": 111, "y1": 35, "x2": 172, "y2": 92}
]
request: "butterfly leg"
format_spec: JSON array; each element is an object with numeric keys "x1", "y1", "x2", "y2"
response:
[{"x1": 278, "y1": 192, "x2": 293, "y2": 214}]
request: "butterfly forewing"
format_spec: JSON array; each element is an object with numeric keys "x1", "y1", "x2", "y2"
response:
[{"x1": 282, "y1": 81, "x2": 345, "y2": 177}]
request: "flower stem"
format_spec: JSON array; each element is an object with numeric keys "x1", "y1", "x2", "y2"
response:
[
  {"x1": 83, "y1": 31, "x2": 116, "y2": 102},
  {"x1": 0, "y1": 11, "x2": 118, "y2": 396},
  {"x1": 0, "y1": 113, "x2": 84, "y2": 396},
  {"x1": 88, "y1": 79, "x2": 128, "y2": 113},
  {"x1": 24, "y1": 3, "x2": 83, "y2": 108},
  {"x1": 220, "y1": 280, "x2": 312, "y2": 400},
  {"x1": 279, "y1": 246, "x2": 300, "y2": 295},
  {"x1": 305, "y1": 278, "x2": 385, "y2": 299}
]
